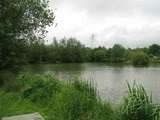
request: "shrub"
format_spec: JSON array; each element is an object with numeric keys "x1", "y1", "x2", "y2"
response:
[
  {"x1": 121, "y1": 81, "x2": 160, "y2": 120},
  {"x1": 149, "y1": 56, "x2": 160, "y2": 63},
  {"x1": 18, "y1": 73, "x2": 61, "y2": 103},
  {"x1": 132, "y1": 52, "x2": 149, "y2": 65}
]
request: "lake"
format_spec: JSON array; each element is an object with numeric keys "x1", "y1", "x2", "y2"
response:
[{"x1": 4, "y1": 63, "x2": 160, "y2": 103}]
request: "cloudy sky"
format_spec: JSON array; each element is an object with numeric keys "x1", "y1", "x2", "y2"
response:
[{"x1": 46, "y1": 0, "x2": 160, "y2": 48}]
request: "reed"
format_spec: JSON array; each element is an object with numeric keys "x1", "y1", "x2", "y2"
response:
[
  {"x1": 1, "y1": 73, "x2": 160, "y2": 120},
  {"x1": 121, "y1": 81, "x2": 160, "y2": 120}
]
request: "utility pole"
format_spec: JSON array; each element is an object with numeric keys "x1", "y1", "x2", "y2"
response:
[{"x1": 91, "y1": 34, "x2": 95, "y2": 48}]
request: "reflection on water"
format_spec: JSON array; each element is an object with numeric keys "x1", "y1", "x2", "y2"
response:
[{"x1": 5, "y1": 63, "x2": 160, "y2": 103}]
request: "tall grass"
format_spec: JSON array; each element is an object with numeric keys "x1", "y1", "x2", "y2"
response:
[
  {"x1": 17, "y1": 73, "x2": 114, "y2": 120},
  {"x1": 1, "y1": 73, "x2": 160, "y2": 120},
  {"x1": 121, "y1": 81, "x2": 160, "y2": 120}
]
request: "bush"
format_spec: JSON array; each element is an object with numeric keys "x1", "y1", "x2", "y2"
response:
[
  {"x1": 149, "y1": 56, "x2": 160, "y2": 63},
  {"x1": 132, "y1": 52, "x2": 149, "y2": 65},
  {"x1": 121, "y1": 82, "x2": 160, "y2": 120},
  {"x1": 18, "y1": 73, "x2": 61, "y2": 103}
]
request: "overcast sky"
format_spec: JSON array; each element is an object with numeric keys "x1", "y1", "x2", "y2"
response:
[{"x1": 46, "y1": 0, "x2": 160, "y2": 48}]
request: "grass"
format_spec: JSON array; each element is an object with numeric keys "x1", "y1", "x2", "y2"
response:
[
  {"x1": 0, "y1": 93, "x2": 38, "y2": 118},
  {"x1": 0, "y1": 73, "x2": 160, "y2": 120},
  {"x1": 121, "y1": 82, "x2": 160, "y2": 120}
]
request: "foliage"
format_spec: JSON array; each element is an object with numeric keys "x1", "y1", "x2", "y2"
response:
[
  {"x1": 48, "y1": 80, "x2": 98, "y2": 120},
  {"x1": 94, "y1": 50, "x2": 106, "y2": 62},
  {"x1": 48, "y1": 37, "x2": 86, "y2": 63},
  {"x1": 0, "y1": 73, "x2": 114, "y2": 120},
  {"x1": 0, "y1": 0, "x2": 55, "y2": 69},
  {"x1": 27, "y1": 41, "x2": 45, "y2": 63},
  {"x1": 132, "y1": 52, "x2": 149, "y2": 65},
  {"x1": 121, "y1": 82, "x2": 160, "y2": 120},
  {"x1": 18, "y1": 73, "x2": 61, "y2": 103},
  {"x1": 0, "y1": 0, "x2": 54, "y2": 40},
  {"x1": 149, "y1": 56, "x2": 160, "y2": 63},
  {"x1": 1, "y1": 73, "x2": 160, "y2": 120},
  {"x1": 0, "y1": 76, "x2": 4, "y2": 86},
  {"x1": 148, "y1": 44, "x2": 160, "y2": 56},
  {"x1": 111, "y1": 44, "x2": 125, "y2": 62},
  {"x1": 19, "y1": 42, "x2": 160, "y2": 64}
]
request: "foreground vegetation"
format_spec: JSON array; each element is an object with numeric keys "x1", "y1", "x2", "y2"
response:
[{"x1": 0, "y1": 73, "x2": 160, "y2": 120}]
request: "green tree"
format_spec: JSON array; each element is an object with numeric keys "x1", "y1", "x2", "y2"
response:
[
  {"x1": 106, "y1": 48, "x2": 112, "y2": 62},
  {"x1": 0, "y1": 0, "x2": 55, "y2": 69},
  {"x1": 28, "y1": 41, "x2": 43, "y2": 63},
  {"x1": 94, "y1": 50, "x2": 106, "y2": 62},
  {"x1": 84, "y1": 48, "x2": 94, "y2": 62},
  {"x1": 49, "y1": 37, "x2": 86, "y2": 63},
  {"x1": 48, "y1": 38, "x2": 61, "y2": 63},
  {"x1": 111, "y1": 44, "x2": 125, "y2": 62},
  {"x1": 148, "y1": 44, "x2": 160, "y2": 56},
  {"x1": 132, "y1": 52, "x2": 149, "y2": 65}
]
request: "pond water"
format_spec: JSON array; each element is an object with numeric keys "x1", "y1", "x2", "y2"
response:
[{"x1": 4, "y1": 63, "x2": 160, "y2": 103}]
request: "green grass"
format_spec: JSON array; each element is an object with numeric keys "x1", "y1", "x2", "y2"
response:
[
  {"x1": 121, "y1": 81, "x2": 160, "y2": 120},
  {"x1": 0, "y1": 73, "x2": 160, "y2": 120},
  {"x1": 0, "y1": 93, "x2": 38, "y2": 118}
]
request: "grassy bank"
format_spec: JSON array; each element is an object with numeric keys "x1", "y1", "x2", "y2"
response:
[{"x1": 0, "y1": 73, "x2": 160, "y2": 120}]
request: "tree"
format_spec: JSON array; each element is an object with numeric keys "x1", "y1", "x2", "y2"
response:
[
  {"x1": 59, "y1": 38, "x2": 85, "y2": 63},
  {"x1": 148, "y1": 44, "x2": 160, "y2": 56},
  {"x1": 94, "y1": 50, "x2": 106, "y2": 62},
  {"x1": 0, "y1": 0, "x2": 55, "y2": 69},
  {"x1": 84, "y1": 48, "x2": 94, "y2": 62},
  {"x1": 48, "y1": 37, "x2": 86, "y2": 63},
  {"x1": 48, "y1": 38, "x2": 61, "y2": 63},
  {"x1": 28, "y1": 41, "x2": 44, "y2": 63},
  {"x1": 106, "y1": 48, "x2": 112, "y2": 62},
  {"x1": 111, "y1": 44, "x2": 125, "y2": 62},
  {"x1": 132, "y1": 52, "x2": 149, "y2": 65}
]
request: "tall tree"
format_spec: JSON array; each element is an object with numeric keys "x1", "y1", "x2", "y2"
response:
[
  {"x1": 0, "y1": 0, "x2": 55, "y2": 69},
  {"x1": 148, "y1": 44, "x2": 160, "y2": 56},
  {"x1": 111, "y1": 44, "x2": 125, "y2": 62}
]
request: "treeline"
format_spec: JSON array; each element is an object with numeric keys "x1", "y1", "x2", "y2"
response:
[{"x1": 1, "y1": 37, "x2": 160, "y2": 69}]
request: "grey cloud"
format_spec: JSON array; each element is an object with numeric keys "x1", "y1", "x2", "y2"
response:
[
  {"x1": 51, "y1": 0, "x2": 153, "y2": 17},
  {"x1": 93, "y1": 25, "x2": 160, "y2": 48},
  {"x1": 47, "y1": 0, "x2": 160, "y2": 48}
]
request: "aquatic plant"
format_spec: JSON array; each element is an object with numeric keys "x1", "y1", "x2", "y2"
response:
[{"x1": 122, "y1": 81, "x2": 160, "y2": 120}]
